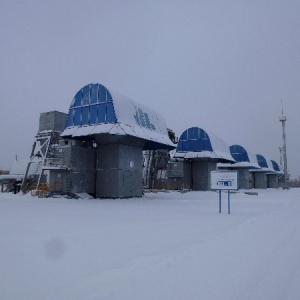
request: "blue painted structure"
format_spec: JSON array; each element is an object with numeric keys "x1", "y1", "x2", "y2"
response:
[
  {"x1": 218, "y1": 144, "x2": 262, "y2": 189},
  {"x1": 174, "y1": 127, "x2": 234, "y2": 162},
  {"x1": 256, "y1": 154, "x2": 268, "y2": 169},
  {"x1": 176, "y1": 127, "x2": 213, "y2": 153},
  {"x1": 270, "y1": 160, "x2": 284, "y2": 188},
  {"x1": 173, "y1": 127, "x2": 234, "y2": 191},
  {"x1": 66, "y1": 84, "x2": 115, "y2": 128},
  {"x1": 224, "y1": 145, "x2": 260, "y2": 169},
  {"x1": 230, "y1": 145, "x2": 249, "y2": 163},
  {"x1": 251, "y1": 154, "x2": 279, "y2": 189},
  {"x1": 61, "y1": 83, "x2": 176, "y2": 198},
  {"x1": 62, "y1": 83, "x2": 175, "y2": 150},
  {"x1": 271, "y1": 160, "x2": 283, "y2": 174}
]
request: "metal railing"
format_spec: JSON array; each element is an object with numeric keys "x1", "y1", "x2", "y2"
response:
[{"x1": 43, "y1": 158, "x2": 71, "y2": 169}]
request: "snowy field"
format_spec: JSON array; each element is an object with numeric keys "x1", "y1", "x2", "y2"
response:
[{"x1": 1, "y1": 188, "x2": 300, "y2": 300}]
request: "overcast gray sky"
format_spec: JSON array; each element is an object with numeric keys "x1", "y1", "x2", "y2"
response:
[{"x1": 1, "y1": 0, "x2": 299, "y2": 178}]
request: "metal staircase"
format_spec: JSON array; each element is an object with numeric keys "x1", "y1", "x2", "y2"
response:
[{"x1": 66, "y1": 175, "x2": 72, "y2": 193}]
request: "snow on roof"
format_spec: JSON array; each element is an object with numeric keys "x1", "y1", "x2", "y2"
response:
[
  {"x1": 0, "y1": 174, "x2": 24, "y2": 181},
  {"x1": 250, "y1": 154, "x2": 276, "y2": 173},
  {"x1": 209, "y1": 132, "x2": 235, "y2": 162},
  {"x1": 221, "y1": 149, "x2": 283, "y2": 174},
  {"x1": 218, "y1": 161, "x2": 260, "y2": 169},
  {"x1": 218, "y1": 144, "x2": 261, "y2": 169},
  {"x1": 271, "y1": 160, "x2": 284, "y2": 175},
  {"x1": 61, "y1": 83, "x2": 175, "y2": 150},
  {"x1": 174, "y1": 127, "x2": 235, "y2": 162},
  {"x1": 265, "y1": 159, "x2": 284, "y2": 175}
]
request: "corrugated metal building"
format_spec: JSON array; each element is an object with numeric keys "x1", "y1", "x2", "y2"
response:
[
  {"x1": 218, "y1": 144, "x2": 260, "y2": 189},
  {"x1": 172, "y1": 127, "x2": 235, "y2": 191},
  {"x1": 251, "y1": 154, "x2": 283, "y2": 189},
  {"x1": 59, "y1": 83, "x2": 176, "y2": 198},
  {"x1": 218, "y1": 145, "x2": 283, "y2": 189}
]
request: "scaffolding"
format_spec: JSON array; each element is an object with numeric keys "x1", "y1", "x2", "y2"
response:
[
  {"x1": 143, "y1": 150, "x2": 169, "y2": 189},
  {"x1": 21, "y1": 130, "x2": 69, "y2": 194}
]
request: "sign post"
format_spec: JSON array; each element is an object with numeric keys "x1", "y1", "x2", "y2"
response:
[
  {"x1": 211, "y1": 171, "x2": 238, "y2": 214},
  {"x1": 228, "y1": 190, "x2": 230, "y2": 214},
  {"x1": 219, "y1": 190, "x2": 221, "y2": 213}
]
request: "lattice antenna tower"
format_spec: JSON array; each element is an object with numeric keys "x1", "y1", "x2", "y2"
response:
[{"x1": 279, "y1": 100, "x2": 288, "y2": 189}]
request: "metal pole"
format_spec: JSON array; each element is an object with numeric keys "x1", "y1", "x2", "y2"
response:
[
  {"x1": 279, "y1": 104, "x2": 288, "y2": 189},
  {"x1": 219, "y1": 190, "x2": 221, "y2": 213},
  {"x1": 228, "y1": 190, "x2": 230, "y2": 214},
  {"x1": 282, "y1": 120, "x2": 288, "y2": 188}
]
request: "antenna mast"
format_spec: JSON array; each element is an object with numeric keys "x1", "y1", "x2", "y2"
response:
[{"x1": 279, "y1": 101, "x2": 288, "y2": 189}]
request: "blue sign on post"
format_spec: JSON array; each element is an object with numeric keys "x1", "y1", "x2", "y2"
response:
[
  {"x1": 211, "y1": 171, "x2": 238, "y2": 214},
  {"x1": 217, "y1": 180, "x2": 232, "y2": 187}
]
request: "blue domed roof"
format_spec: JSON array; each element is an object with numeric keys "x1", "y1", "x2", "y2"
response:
[
  {"x1": 218, "y1": 144, "x2": 261, "y2": 169},
  {"x1": 249, "y1": 154, "x2": 276, "y2": 173},
  {"x1": 61, "y1": 83, "x2": 176, "y2": 150},
  {"x1": 230, "y1": 145, "x2": 249, "y2": 162},
  {"x1": 271, "y1": 160, "x2": 283, "y2": 174},
  {"x1": 174, "y1": 127, "x2": 234, "y2": 162},
  {"x1": 256, "y1": 154, "x2": 268, "y2": 168}
]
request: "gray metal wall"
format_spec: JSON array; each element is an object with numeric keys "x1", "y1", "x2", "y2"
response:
[
  {"x1": 192, "y1": 161, "x2": 217, "y2": 191},
  {"x1": 39, "y1": 111, "x2": 67, "y2": 132},
  {"x1": 70, "y1": 145, "x2": 96, "y2": 194},
  {"x1": 96, "y1": 144, "x2": 143, "y2": 198},
  {"x1": 267, "y1": 174, "x2": 279, "y2": 188},
  {"x1": 167, "y1": 161, "x2": 192, "y2": 190},
  {"x1": 154, "y1": 170, "x2": 168, "y2": 190},
  {"x1": 48, "y1": 141, "x2": 96, "y2": 195},
  {"x1": 237, "y1": 169, "x2": 254, "y2": 189},
  {"x1": 48, "y1": 170, "x2": 68, "y2": 192},
  {"x1": 254, "y1": 172, "x2": 267, "y2": 189}
]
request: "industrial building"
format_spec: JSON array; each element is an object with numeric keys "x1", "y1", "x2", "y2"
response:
[
  {"x1": 270, "y1": 160, "x2": 284, "y2": 188},
  {"x1": 21, "y1": 83, "x2": 176, "y2": 198},
  {"x1": 13, "y1": 84, "x2": 285, "y2": 197},
  {"x1": 170, "y1": 127, "x2": 235, "y2": 191},
  {"x1": 218, "y1": 144, "x2": 260, "y2": 189},
  {"x1": 250, "y1": 154, "x2": 283, "y2": 189},
  {"x1": 218, "y1": 145, "x2": 283, "y2": 189}
]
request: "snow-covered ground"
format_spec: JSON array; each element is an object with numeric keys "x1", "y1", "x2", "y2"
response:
[{"x1": 1, "y1": 188, "x2": 300, "y2": 300}]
